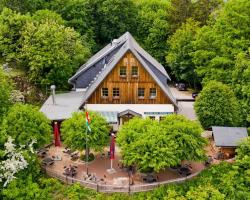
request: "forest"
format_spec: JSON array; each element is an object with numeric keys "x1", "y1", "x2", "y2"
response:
[{"x1": 0, "y1": 0, "x2": 249, "y2": 199}]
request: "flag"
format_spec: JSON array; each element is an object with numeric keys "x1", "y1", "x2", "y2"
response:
[
  {"x1": 53, "y1": 122, "x2": 61, "y2": 147},
  {"x1": 85, "y1": 111, "x2": 91, "y2": 132},
  {"x1": 110, "y1": 134, "x2": 115, "y2": 160}
]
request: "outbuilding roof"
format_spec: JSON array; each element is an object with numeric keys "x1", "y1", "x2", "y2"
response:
[
  {"x1": 40, "y1": 91, "x2": 85, "y2": 121},
  {"x1": 212, "y1": 126, "x2": 248, "y2": 147}
]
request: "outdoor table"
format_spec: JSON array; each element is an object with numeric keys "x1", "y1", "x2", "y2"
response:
[{"x1": 42, "y1": 157, "x2": 54, "y2": 166}]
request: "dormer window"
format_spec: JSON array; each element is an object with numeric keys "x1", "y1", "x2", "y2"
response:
[
  {"x1": 150, "y1": 88, "x2": 156, "y2": 99},
  {"x1": 102, "y1": 88, "x2": 108, "y2": 98},
  {"x1": 120, "y1": 66, "x2": 126, "y2": 77},
  {"x1": 131, "y1": 66, "x2": 138, "y2": 77}
]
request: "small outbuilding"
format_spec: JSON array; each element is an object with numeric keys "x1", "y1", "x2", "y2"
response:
[{"x1": 212, "y1": 126, "x2": 248, "y2": 157}]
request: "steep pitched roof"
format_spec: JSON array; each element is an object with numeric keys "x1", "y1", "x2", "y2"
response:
[{"x1": 69, "y1": 32, "x2": 177, "y2": 107}]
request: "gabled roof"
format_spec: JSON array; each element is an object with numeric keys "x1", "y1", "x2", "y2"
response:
[
  {"x1": 212, "y1": 126, "x2": 248, "y2": 147},
  {"x1": 69, "y1": 32, "x2": 177, "y2": 107},
  {"x1": 118, "y1": 109, "x2": 142, "y2": 117}
]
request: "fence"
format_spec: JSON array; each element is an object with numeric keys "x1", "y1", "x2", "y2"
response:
[{"x1": 43, "y1": 167, "x2": 201, "y2": 194}]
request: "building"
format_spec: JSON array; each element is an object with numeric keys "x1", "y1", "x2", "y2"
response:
[
  {"x1": 41, "y1": 32, "x2": 178, "y2": 131},
  {"x1": 212, "y1": 126, "x2": 248, "y2": 157}
]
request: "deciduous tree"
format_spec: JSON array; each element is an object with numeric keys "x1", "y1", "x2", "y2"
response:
[
  {"x1": 194, "y1": 81, "x2": 242, "y2": 129},
  {"x1": 61, "y1": 111, "x2": 109, "y2": 152},
  {"x1": 0, "y1": 104, "x2": 51, "y2": 149}
]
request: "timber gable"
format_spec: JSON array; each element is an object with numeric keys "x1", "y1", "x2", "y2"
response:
[{"x1": 87, "y1": 51, "x2": 171, "y2": 104}]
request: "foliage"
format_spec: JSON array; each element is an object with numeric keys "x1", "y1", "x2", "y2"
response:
[
  {"x1": 135, "y1": 0, "x2": 171, "y2": 66},
  {"x1": 232, "y1": 51, "x2": 250, "y2": 126},
  {"x1": 194, "y1": 81, "x2": 242, "y2": 129},
  {"x1": 0, "y1": 104, "x2": 51, "y2": 149},
  {"x1": 117, "y1": 115, "x2": 206, "y2": 172},
  {"x1": 168, "y1": 0, "x2": 222, "y2": 32},
  {"x1": 19, "y1": 19, "x2": 90, "y2": 89},
  {"x1": 61, "y1": 111, "x2": 109, "y2": 152},
  {"x1": 49, "y1": 0, "x2": 137, "y2": 48},
  {"x1": 0, "y1": 8, "x2": 30, "y2": 61},
  {"x1": 0, "y1": 0, "x2": 46, "y2": 13},
  {"x1": 0, "y1": 68, "x2": 12, "y2": 121},
  {"x1": 166, "y1": 19, "x2": 201, "y2": 88},
  {"x1": 236, "y1": 137, "x2": 250, "y2": 170},
  {"x1": 160, "y1": 115, "x2": 207, "y2": 162},
  {"x1": 192, "y1": 0, "x2": 250, "y2": 84}
]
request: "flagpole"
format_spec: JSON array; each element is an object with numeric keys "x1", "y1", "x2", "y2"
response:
[{"x1": 85, "y1": 101, "x2": 89, "y2": 175}]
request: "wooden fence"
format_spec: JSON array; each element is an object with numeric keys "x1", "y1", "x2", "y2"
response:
[{"x1": 43, "y1": 167, "x2": 201, "y2": 194}]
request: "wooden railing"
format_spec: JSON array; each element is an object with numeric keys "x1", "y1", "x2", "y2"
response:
[{"x1": 43, "y1": 167, "x2": 201, "y2": 194}]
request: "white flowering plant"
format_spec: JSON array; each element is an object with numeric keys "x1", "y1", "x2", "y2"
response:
[{"x1": 0, "y1": 136, "x2": 37, "y2": 187}]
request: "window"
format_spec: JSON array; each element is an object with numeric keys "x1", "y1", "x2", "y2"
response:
[
  {"x1": 120, "y1": 66, "x2": 126, "y2": 77},
  {"x1": 138, "y1": 88, "x2": 145, "y2": 98},
  {"x1": 113, "y1": 88, "x2": 120, "y2": 98},
  {"x1": 150, "y1": 88, "x2": 157, "y2": 98},
  {"x1": 102, "y1": 88, "x2": 108, "y2": 97},
  {"x1": 131, "y1": 66, "x2": 138, "y2": 77}
]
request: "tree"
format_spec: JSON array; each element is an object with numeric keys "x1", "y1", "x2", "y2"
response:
[
  {"x1": 19, "y1": 19, "x2": 90, "y2": 89},
  {"x1": 0, "y1": 104, "x2": 51, "y2": 149},
  {"x1": 48, "y1": 0, "x2": 137, "y2": 48},
  {"x1": 135, "y1": 0, "x2": 171, "y2": 66},
  {"x1": 61, "y1": 111, "x2": 109, "y2": 153},
  {"x1": 0, "y1": 8, "x2": 30, "y2": 62},
  {"x1": 117, "y1": 115, "x2": 206, "y2": 172},
  {"x1": 0, "y1": 68, "x2": 12, "y2": 121},
  {"x1": 194, "y1": 81, "x2": 242, "y2": 129},
  {"x1": 192, "y1": 0, "x2": 250, "y2": 84},
  {"x1": 232, "y1": 51, "x2": 250, "y2": 126},
  {"x1": 166, "y1": 19, "x2": 201, "y2": 88},
  {"x1": 236, "y1": 137, "x2": 250, "y2": 170},
  {"x1": 0, "y1": 0, "x2": 46, "y2": 13},
  {"x1": 160, "y1": 115, "x2": 207, "y2": 162}
]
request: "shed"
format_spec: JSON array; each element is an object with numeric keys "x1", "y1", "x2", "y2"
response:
[{"x1": 212, "y1": 126, "x2": 248, "y2": 156}]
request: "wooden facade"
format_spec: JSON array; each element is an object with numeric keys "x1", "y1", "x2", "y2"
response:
[{"x1": 87, "y1": 51, "x2": 171, "y2": 104}]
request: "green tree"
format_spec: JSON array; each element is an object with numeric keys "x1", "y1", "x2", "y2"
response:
[
  {"x1": 236, "y1": 137, "x2": 250, "y2": 170},
  {"x1": 0, "y1": 104, "x2": 51, "y2": 149},
  {"x1": 232, "y1": 51, "x2": 250, "y2": 126},
  {"x1": 166, "y1": 19, "x2": 200, "y2": 88},
  {"x1": 0, "y1": 8, "x2": 30, "y2": 62},
  {"x1": 160, "y1": 115, "x2": 207, "y2": 162},
  {"x1": 0, "y1": 68, "x2": 12, "y2": 121},
  {"x1": 192, "y1": 0, "x2": 250, "y2": 84},
  {"x1": 194, "y1": 81, "x2": 242, "y2": 129},
  {"x1": 185, "y1": 184, "x2": 225, "y2": 200},
  {"x1": 117, "y1": 115, "x2": 206, "y2": 172},
  {"x1": 19, "y1": 19, "x2": 90, "y2": 89},
  {"x1": 61, "y1": 111, "x2": 109, "y2": 153},
  {"x1": 135, "y1": 0, "x2": 171, "y2": 66}
]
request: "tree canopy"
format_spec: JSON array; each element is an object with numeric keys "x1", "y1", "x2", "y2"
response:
[
  {"x1": 0, "y1": 104, "x2": 51, "y2": 149},
  {"x1": 166, "y1": 19, "x2": 201, "y2": 88},
  {"x1": 117, "y1": 115, "x2": 207, "y2": 172},
  {"x1": 61, "y1": 111, "x2": 109, "y2": 152},
  {"x1": 194, "y1": 81, "x2": 242, "y2": 129},
  {"x1": 0, "y1": 68, "x2": 12, "y2": 121}
]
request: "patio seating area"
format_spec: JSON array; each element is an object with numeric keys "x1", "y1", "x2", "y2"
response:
[{"x1": 41, "y1": 145, "x2": 205, "y2": 186}]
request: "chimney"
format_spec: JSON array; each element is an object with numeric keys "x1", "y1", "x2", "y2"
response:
[{"x1": 50, "y1": 85, "x2": 56, "y2": 105}]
